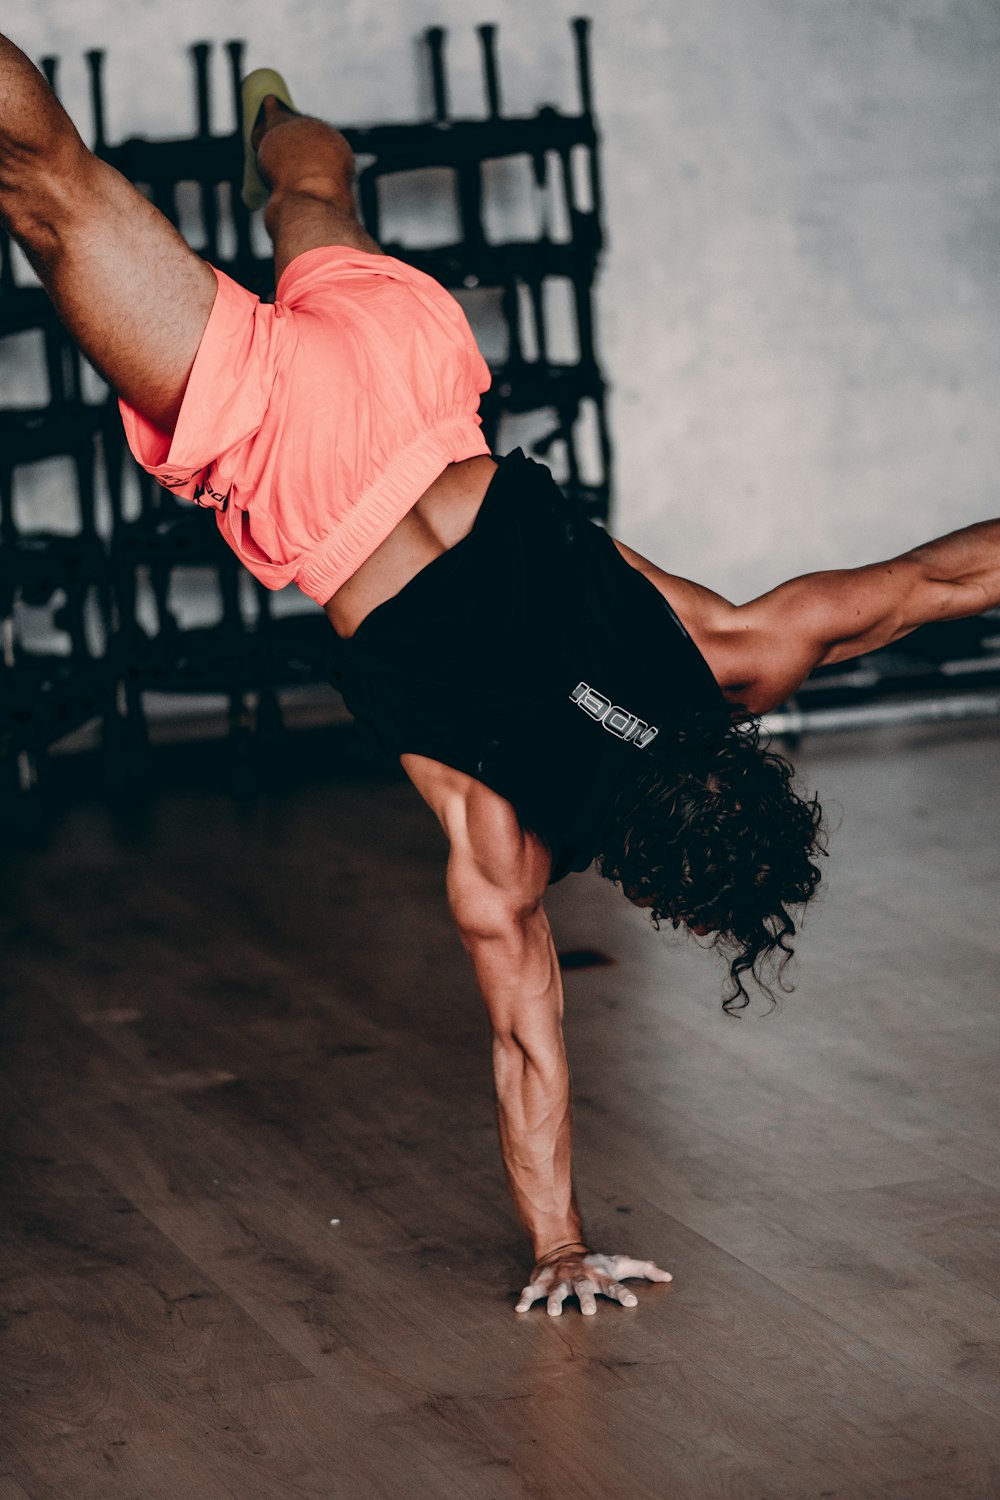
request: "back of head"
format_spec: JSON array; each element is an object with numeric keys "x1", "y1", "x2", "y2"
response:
[{"x1": 596, "y1": 711, "x2": 826, "y2": 1012}]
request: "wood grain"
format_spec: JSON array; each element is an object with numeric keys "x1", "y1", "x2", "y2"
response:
[{"x1": 2, "y1": 719, "x2": 999, "y2": 1497}]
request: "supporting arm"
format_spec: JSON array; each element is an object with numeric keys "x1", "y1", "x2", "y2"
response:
[
  {"x1": 398, "y1": 754, "x2": 674, "y2": 1315},
  {"x1": 441, "y1": 776, "x2": 673, "y2": 1315},
  {"x1": 447, "y1": 846, "x2": 583, "y2": 1261}
]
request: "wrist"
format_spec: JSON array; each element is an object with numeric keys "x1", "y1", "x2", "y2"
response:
[
  {"x1": 530, "y1": 1206, "x2": 585, "y2": 1264},
  {"x1": 534, "y1": 1238, "x2": 589, "y2": 1266}
]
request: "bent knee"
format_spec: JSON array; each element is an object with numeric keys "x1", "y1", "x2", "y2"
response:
[
  {"x1": 267, "y1": 174, "x2": 356, "y2": 212},
  {"x1": 257, "y1": 118, "x2": 355, "y2": 195}
]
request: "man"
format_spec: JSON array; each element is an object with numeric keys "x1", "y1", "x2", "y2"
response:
[{"x1": 2, "y1": 40, "x2": 997, "y2": 1316}]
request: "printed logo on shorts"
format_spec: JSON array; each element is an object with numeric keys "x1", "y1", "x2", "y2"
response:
[
  {"x1": 569, "y1": 682, "x2": 658, "y2": 748},
  {"x1": 157, "y1": 473, "x2": 231, "y2": 511}
]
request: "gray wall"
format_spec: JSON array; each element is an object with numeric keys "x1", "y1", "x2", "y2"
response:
[{"x1": 8, "y1": 0, "x2": 1000, "y2": 602}]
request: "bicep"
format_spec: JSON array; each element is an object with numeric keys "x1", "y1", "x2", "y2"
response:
[
  {"x1": 806, "y1": 557, "x2": 937, "y2": 666},
  {"x1": 732, "y1": 557, "x2": 931, "y2": 714}
]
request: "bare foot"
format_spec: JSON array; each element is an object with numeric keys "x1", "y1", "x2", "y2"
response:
[{"x1": 250, "y1": 95, "x2": 298, "y2": 153}]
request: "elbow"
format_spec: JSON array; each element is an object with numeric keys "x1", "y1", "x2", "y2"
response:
[
  {"x1": 449, "y1": 885, "x2": 545, "y2": 945},
  {"x1": 454, "y1": 899, "x2": 561, "y2": 1049},
  {"x1": 901, "y1": 552, "x2": 985, "y2": 625},
  {"x1": 455, "y1": 899, "x2": 554, "y2": 1003}
]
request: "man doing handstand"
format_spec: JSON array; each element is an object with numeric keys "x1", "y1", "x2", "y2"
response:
[{"x1": 3, "y1": 39, "x2": 998, "y2": 1316}]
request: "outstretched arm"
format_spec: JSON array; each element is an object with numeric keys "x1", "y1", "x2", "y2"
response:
[{"x1": 716, "y1": 516, "x2": 1000, "y2": 715}]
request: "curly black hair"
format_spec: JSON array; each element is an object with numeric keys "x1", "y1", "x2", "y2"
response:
[{"x1": 595, "y1": 711, "x2": 826, "y2": 1014}]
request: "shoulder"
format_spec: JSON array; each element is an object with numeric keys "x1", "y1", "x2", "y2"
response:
[
  {"x1": 609, "y1": 536, "x2": 824, "y2": 715},
  {"x1": 609, "y1": 537, "x2": 756, "y2": 702}
]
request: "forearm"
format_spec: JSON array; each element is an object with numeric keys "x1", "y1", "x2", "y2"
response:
[
  {"x1": 904, "y1": 516, "x2": 1000, "y2": 620},
  {"x1": 461, "y1": 913, "x2": 584, "y2": 1260},
  {"x1": 492, "y1": 1026, "x2": 583, "y2": 1260}
]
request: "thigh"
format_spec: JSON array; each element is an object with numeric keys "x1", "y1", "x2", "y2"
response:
[
  {"x1": 9, "y1": 140, "x2": 217, "y2": 434},
  {"x1": 270, "y1": 198, "x2": 382, "y2": 286}
]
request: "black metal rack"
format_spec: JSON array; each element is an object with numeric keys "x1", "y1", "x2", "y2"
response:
[
  {"x1": 0, "y1": 72, "x2": 115, "y2": 822},
  {"x1": 1, "y1": 22, "x2": 997, "y2": 830},
  {"x1": 0, "y1": 20, "x2": 612, "y2": 826},
  {"x1": 763, "y1": 611, "x2": 1000, "y2": 740}
]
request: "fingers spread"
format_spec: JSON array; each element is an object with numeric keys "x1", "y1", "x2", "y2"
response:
[
  {"x1": 517, "y1": 1252, "x2": 673, "y2": 1314},
  {"x1": 608, "y1": 1280, "x2": 638, "y2": 1308},
  {"x1": 547, "y1": 1279, "x2": 570, "y2": 1317},
  {"x1": 573, "y1": 1276, "x2": 598, "y2": 1316},
  {"x1": 606, "y1": 1254, "x2": 674, "y2": 1283},
  {"x1": 515, "y1": 1281, "x2": 547, "y2": 1313}
]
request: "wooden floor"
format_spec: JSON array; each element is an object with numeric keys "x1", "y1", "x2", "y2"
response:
[{"x1": 1, "y1": 719, "x2": 999, "y2": 1499}]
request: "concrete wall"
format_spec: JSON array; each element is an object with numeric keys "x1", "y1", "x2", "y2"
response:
[{"x1": 8, "y1": 0, "x2": 1000, "y2": 602}]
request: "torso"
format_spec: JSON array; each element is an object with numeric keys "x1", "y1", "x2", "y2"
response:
[
  {"x1": 324, "y1": 454, "x2": 731, "y2": 666},
  {"x1": 323, "y1": 455, "x2": 499, "y2": 640},
  {"x1": 322, "y1": 455, "x2": 736, "y2": 875},
  {"x1": 323, "y1": 455, "x2": 511, "y2": 862}
]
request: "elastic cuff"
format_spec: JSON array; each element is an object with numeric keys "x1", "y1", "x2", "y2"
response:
[{"x1": 294, "y1": 416, "x2": 490, "y2": 603}]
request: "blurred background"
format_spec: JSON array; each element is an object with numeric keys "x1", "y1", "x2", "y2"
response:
[{"x1": 2, "y1": 0, "x2": 1000, "y2": 824}]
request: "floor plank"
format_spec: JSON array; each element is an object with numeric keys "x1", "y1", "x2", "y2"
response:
[{"x1": 2, "y1": 719, "x2": 999, "y2": 1497}]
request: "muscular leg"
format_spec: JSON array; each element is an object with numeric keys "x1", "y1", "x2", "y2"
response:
[
  {"x1": 0, "y1": 33, "x2": 216, "y2": 433},
  {"x1": 253, "y1": 97, "x2": 381, "y2": 283},
  {"x1": 0, "y1": 37, "x2": 377, "y2": 431}
]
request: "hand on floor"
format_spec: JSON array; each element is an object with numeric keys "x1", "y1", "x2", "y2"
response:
[{"x1": 515, "y1": 1249, "x2": 673, "y2": 1316}]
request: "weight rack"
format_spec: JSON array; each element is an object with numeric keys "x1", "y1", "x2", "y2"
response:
[{"x1": 1, "y1": 19, "x2": 613, "y2": 827}]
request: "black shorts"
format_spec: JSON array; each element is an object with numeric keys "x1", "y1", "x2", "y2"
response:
[{"x1": 328, "y1": 448, "x2": 724, "y2": 881}]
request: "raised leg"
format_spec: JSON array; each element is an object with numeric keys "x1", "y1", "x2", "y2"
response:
[
  {"x1": 0, "y1": 33, "x2": 217, "y2": 434},
  {"x1": 253, "y1": 97, "x2": 381, "y2": 283}
]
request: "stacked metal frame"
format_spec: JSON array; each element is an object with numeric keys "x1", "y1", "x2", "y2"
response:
[
  {"x1": 0, "y1": 58, "x2": 116, "y2": 831},
  {"x1": 2, "y1": 22, "x2": 998, "y2": 827},
  {"x1": 0, "y1": 20, "x2": 613, "y2": 817}
]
